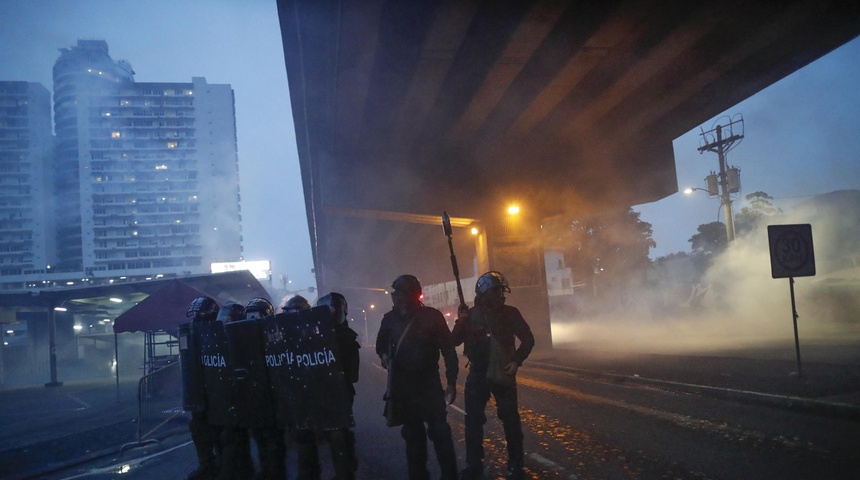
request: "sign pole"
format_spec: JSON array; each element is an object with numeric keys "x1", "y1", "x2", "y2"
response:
[
  {"x1": 767, "y1": 224, "x2": 815, "y2": 380},
  {"x1": 788, "y1": 277, "x2": 803, "y2": 377}
]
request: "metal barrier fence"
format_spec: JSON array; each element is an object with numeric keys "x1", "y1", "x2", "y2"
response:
[{"x1": 121, "y1": 361, "x2": 187, "y2": 453}]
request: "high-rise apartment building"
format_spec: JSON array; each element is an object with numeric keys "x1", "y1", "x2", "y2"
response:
[
  {"x1": 0, "y1": 81, "x2": 54, "y2": 278},
  {"x1": 51, "y1": 39, "x2": 243, "y2": 278}
]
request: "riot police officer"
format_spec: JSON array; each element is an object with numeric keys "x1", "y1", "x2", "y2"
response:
[
  {"x1": 185, "y1": 296, "x2": 222, "y2": 480},
  {"x1": 320, "y1": 292, "x2": 360, "y2": 480},
  {"x1": 291, "y1": 293, "x2": 360, "y2": 480},
  {"x1": 376, "y1": 275, "x2": 459, "y2": 480},
  {"x1": 216, "y1": 302, "x2": 246, "y2": 322},
  {"x1": 243, "y1": 297, "x2": 287, "y2": 480},
  {"x1": 279, "y1": 295, "x2": 323, "y2": 479},
  {"x1": 216, "y1": 302, "x2": 256, "y2": 480},
  {"x1": 452, "y1": 271, "x2": 535, "y2": 480},
  {"x1": 280, "y1": 294, "x2": 311, "y2": 314}
]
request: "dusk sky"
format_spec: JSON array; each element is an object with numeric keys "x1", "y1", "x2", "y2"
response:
[
  {"x1": 0, "y1": 0, "x2": 316, "y2": 293},
  {"x1": 2, "y1": 0, "x2": 858, "y2": 293},
  {"x1": 640, "y1": 35, "x2": 860, "y2": 258}
]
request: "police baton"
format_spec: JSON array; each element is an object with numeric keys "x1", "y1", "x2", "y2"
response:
[{"x1": 441, "y1": 211, "x2": 467, "y2": 310}]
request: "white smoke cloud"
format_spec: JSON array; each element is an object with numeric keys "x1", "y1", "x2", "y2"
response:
[{"x1": 551, "y1": 193, "x2": 860, "y2": 361}]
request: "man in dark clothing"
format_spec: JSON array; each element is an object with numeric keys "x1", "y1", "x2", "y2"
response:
[
  {"x1": 288, "y1": 293, "x2": 360, "y2": 480},
  {"x1": 185, "y1": 296, "x2": 223, "y2": 480},
  {"x1": 376, "y1": 274, "x2": 459, "y2": 480},
  {"x1": 242, "y1": 297, "x2": 286, "y2": 480},
  {"x1": 217, "y1": 302, "x2": 256, "y2": 480},
  {"x1": 451, "y1": 271, "x2": 535, "y2": 480},
  {"x1": 318, "y1": 292, "x2": 361, "y2": 480},
  {"x1": 280, "y1": 294, "x2": 311, "y2": 313}
]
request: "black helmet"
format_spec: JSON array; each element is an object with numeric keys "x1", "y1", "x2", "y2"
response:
[
  {"x1": 475, "y1": 271, "x2": 511, "y2": 295},
  {"x1": 391, "y1": 274, "x2": 422, "y2": 300},
  {"x1": 187, "y1": 296, "x2": 219, "y2": 320},
  {"x1": 216, "y1": 302, "x2": 246, "y2": 322},
  {"x1": 281, "y1": 294, "x2": 311, "y2": 313},
  {"x1": 244, "y1": 297, "x2": 274, "y2": 318},
  {"x1": 317, "y1": 292, "x2": 348, "y2": 325}
]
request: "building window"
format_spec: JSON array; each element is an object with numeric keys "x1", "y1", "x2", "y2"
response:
[
  {"x1": 111, "y1": 131, "x2": 121, "y2": 139},
  {"x1": 167, "y1": 141, "x2": 178, "y2": 148}
]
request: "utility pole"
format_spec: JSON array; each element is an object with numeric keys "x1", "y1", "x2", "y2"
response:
[{"x1": 697, "y1": 115, "x2": 744, "y2": 242}]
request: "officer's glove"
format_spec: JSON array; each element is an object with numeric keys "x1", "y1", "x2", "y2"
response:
[
  {"x1": 456, "y1": 303, "x2": 469, "y2": 322},
  {"x1": 444, "y1": 384, "x2": 457, "y2": 405},
  {"x1": 380, "y1": 353, "x2": 389, "y2": 370}
]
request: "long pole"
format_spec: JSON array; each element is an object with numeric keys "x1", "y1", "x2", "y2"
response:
[
  {"x1": 363, "y1": 310, "x2": 369, "y2": 346},
  {"x1": 441, "y1": 212, "x2": 467, "y2": 308},
  {"x1": 789, "y1": 277, "x2": 803, "y2": 377},
  {"x1": 115, "y1": 332, "x2": 120, "y2": 403},
  {"x1": 0, "y1": 328, "x2": 5, "y2": 386}
]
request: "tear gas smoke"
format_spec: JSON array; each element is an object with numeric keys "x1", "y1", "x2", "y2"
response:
[{"x1": 551, "y1": 192, "x2": 860, "y2": 362}]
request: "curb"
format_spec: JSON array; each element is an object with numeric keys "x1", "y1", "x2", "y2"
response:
[
  {"x1": 530, "y1": 361, "x2": 860, "y2": 420},
  {"x1": 7, "y1": 428, "x2": 190, "y2": 480}
]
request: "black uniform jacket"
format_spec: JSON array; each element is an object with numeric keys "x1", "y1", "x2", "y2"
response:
[
  {"x1": 334, "y1": 323, "x2": 360, "y2": 395},
  {"x1": 376, "y1": 306, "x2": 458, "y2": 397},
  {"x1": 451, "y1": 304, "x2": 535, "y2": 373}
]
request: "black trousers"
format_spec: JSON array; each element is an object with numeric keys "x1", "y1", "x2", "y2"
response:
[
  {"x1": 463, "y1": 370, "x2": 524, "y2": 472},
  {"x1": 294, "y1": 427, "x2": 357, "y2": 479},
  {"x1": 398, "y1": 388, "x2": 458, "y2": 480}
]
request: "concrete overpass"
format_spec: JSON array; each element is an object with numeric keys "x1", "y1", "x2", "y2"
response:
[{"x1": 276, "y1": 0, "x2": 860, "y2": 345}]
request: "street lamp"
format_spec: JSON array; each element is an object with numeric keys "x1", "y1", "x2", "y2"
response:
[{"x1": 684, "y1": 187, "x2": 724, "y2": 222}]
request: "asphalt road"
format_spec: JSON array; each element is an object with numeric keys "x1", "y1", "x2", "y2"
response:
[{"x1": 4, "y1": 345, "x2": 860, "y2": 480}]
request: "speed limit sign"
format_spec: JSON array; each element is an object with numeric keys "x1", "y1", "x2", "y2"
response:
[{"x1": 767, "y1": 224, "x2": 816, "y2": 279}]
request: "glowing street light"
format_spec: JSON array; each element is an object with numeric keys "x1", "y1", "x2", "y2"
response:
[{"x1": 507, "y1": 205, "x2": 520, "y2": 215}]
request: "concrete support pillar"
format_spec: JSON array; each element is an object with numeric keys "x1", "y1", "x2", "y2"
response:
[
  {"x1": 46, "y1": 302, "x2": 62, "y2": 387},
  {"x1": 485, "y1": 211, "x2": 552, "y2": 350}
]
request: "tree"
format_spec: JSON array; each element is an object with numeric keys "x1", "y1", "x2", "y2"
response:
[
  {"x1": 544, "y1": 208, "x2": 656, "y2": 310},
  {"x1": 734, "y1": 191, "x2": 782, "y2": 236},
  {"x1": 689, "y1": 221, "x2": 727, "y2": 255}
]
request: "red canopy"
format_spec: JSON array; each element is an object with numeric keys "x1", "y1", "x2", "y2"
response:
[{"x1": 113, "y1": 279, "x2": 212, "y2": 333}]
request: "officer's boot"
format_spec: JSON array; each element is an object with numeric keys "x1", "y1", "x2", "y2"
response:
[
  {"x1": 328, "y1": 429, "x2": 357, "y2": 480},
  {"x1": 255, "y1": 428, "x2": 286, "y2": 480},
  {"x1": 188, "y1": 415, "x2": 218, "y2": 480},
  {"x1": 216, "y1": 427, "x2": 242, "y2": 480},
  {"x1": 235, "y1": 429, "x2": 256, "y2": 479},
  {"x1": 294, "y1": 430, "x2": 322, "y2": 480}
]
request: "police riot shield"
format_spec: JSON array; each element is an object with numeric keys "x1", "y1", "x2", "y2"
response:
[
  {"x1": 178, "y1": 322, "x2": 205, "y2": 412},
  {"x1": 195, "y1": 320, "x2": 236, "y2": 426},
  {"x1": 262, "y1": 306, "x2": 354, "y2": 431},
  {"x1": 225, "y1": 318, "x2": 276, "y2": 429}
]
